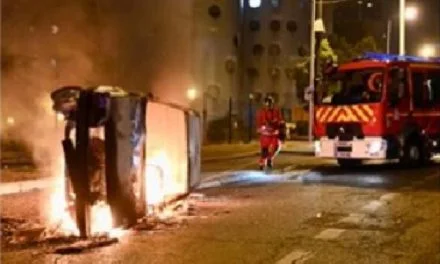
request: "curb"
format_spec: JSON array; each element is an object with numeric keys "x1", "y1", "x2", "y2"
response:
[
  {"x1": 0, "y1": 178, "x2": 56, "y2": 195},
  {"x1": 203, "y1": 150, "x2": 315, "y2": 162}
]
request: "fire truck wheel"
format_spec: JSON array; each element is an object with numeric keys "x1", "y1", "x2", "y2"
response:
[
  {"x1": 400, "y1": 140, "x2": 423, "y2": 167},
  {"x1": 337, "y1": 159, "x2": 362, "y2": 168}
]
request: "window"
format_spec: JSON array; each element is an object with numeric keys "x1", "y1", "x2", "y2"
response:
[
  {"x1": 270, "y1": 19, "x2": 281, "y2": 32},
  {"x1": 252, "y1": 44, "x2": 264, "y2": 56},
  {"x1": 271, "y1": 0, "x2": 280, "y2": 8},
  {"x1": 387, "y1": 67, "x2": 408, "y2": 107},
  {"x1": 317, "y1": 68, "x2": 384, "y2": 105},
  {"x1": 412, "y1": 72, "x2": 426, "y2": 109},
  {"x1": 426, "y1": 70, "x2": 440, "y2": 105},
  {"x1": 246, "y1": 67, "x2": 259, "y2": 79},
  {"x1": 208, "y1": 5, "x2": 221, "y2": 19},
  {"x1": 249, "y1": 20, "x2": 261, "y2": 31},
  {"x1": 249, "y1": 0, "x2": 261, "y2": 8},
  {"x1": 286, "y1": 20, "x2": 298, "y2": 33},
  {"x1": 268, "y1": 43, "x2": 281, "y2": 56}
]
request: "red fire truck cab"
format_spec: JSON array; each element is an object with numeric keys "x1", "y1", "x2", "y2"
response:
[{"x1": 314, "y1": 53, "x2": 440, "y2": 167}]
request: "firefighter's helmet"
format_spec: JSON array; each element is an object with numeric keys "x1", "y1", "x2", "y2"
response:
[{"x1": 264, "y1": 96, "x2": 274, "y2": 107}]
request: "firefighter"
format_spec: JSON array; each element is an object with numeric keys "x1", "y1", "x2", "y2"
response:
[{"x1": 257, "y1": 96, "x2": 284, "y2": 170}]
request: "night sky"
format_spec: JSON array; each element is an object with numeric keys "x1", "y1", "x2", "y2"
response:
[{"x1": 333, "y1": 0, "x2": 440, "y2": 55}]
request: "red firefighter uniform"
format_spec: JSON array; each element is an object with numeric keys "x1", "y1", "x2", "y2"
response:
[{"x1": 256, "y1": 103, "x2": 283, "y2": 169}]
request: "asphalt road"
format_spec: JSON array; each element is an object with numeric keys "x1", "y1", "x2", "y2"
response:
[{"x1": 2, "y1": 154, "x2": 440, "y2": 264}]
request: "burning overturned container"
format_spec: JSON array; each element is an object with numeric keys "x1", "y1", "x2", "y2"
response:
[{"x1": 51, "y1": 86, "x2": 201, "y2": 237}]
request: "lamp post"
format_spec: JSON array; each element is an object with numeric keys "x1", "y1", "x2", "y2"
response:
[
  {"x1": 186, "y1": 87, "x2": 210, "y2": 142},
  {"x1": 308, "y1": 0, "x2": 326, "y2": 143},
  {"x1": 248, "y1": 93, "x2": 254, "y2": 143},
  {"x1": 308, "y1": 0, "x2": 316, "y2": 143},
  {"x1": 386, "y1": 4, "x2": 418, "y2": 54},
  {"x1": 399, "y1": 0, "x2": 406, "y2": 55}
]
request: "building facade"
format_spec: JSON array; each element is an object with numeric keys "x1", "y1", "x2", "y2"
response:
[
  {"x1": 1, "y1": 0, "x2": 312, "y2": 141},
  {"x1": 240, "y1": 0, "x2": 310, "y2": 110}
]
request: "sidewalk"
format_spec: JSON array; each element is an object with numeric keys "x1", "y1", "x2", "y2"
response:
[
  {"x1": 202, "y1": 140, "x2": 314, "y2": 162},
  {"x1": 0, "y1": 177, "x2": 57, "y2": 195}
]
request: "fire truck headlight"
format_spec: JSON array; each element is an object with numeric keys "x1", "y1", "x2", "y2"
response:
[
  {"x1": 368, "y1": 140, "x2": 385, "y2": 155},
  {"x1": 314, "y1": 141, "x2": 321, "y2": 153}
]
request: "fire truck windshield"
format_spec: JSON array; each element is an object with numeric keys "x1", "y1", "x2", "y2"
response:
[{"x1": 317, "y1": 68, "x2": 384, "y2": 105}]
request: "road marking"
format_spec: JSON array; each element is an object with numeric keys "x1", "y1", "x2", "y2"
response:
[
  {"x1": 314, "y1": 228, "x2": 345, "y2": 240},
  {"x1": 361, "y1": 200, "x2": 384, "y2": 213},
  {"x1": 275, "y1": 250, "x2": 312, "y2": 264},
  {"x1": 379, "y1": 193, "x2": 399, "y2": 202},
  {"x1": 338, "y1": 213, "x2": 365, "y2": 225}
]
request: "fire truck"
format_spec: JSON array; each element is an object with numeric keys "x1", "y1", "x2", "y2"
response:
[{"x1": 314, "y1": 53, "x2": 440, "y2": 167}]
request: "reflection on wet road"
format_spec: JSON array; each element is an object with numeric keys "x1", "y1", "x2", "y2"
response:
[{"x1": 201, "y1": 155, "x2": 440, "y2": 192}]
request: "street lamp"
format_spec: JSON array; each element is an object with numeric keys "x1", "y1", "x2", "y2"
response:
[
  {"x1": 404, "y1": 6, "x2": 418, "y2": 21},
  {"x1": 419, "y1": 44, "x2": 436, "y2": 58},
  {"x1": 6, "y1": 116, "x2": 15, "y2": 126},
  {"x1": 308, "y1": 0, "x2": 316, "y2": 143},
  {"x1": 186, "y1": 87, "x2": 198, "y2": 101}
]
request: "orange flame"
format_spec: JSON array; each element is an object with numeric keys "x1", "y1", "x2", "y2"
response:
[
  {"x1": 145, "y1": 151, "x2": 168, "y2": 209},
  {"x1": 49, "y1": 158, "x2": 79, "y2": 236},
  {"x1": 49, "y1": 157, "x2": 126, "y2": 238},
  {"x1": 90, "y1": 201, "x2": 113, "y2": 236}
]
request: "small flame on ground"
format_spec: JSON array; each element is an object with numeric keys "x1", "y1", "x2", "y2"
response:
[
  {"x1": 90, "y1": 201, "x2": 113, "y2": 236},
  {"x1": 49, "y1": 168, "x2": 79, "y2": 236},
  {"x1": 49, "y1": 159, "x2": 126, "y2": 238}
]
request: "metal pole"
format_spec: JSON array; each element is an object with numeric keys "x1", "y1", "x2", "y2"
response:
[
  {"x1": 228, "y1": 97, "x2": 232, "y2": 144},
  {"x1": 308, "y1": 0, "x2": 316, "y2": 143},
  {"x1": 387, "y1": 19, "x2": 392, "y2": 54},
  {"x1": 317, "y1": 0, "x2": 323, "y2": 19},
  {"x1": 399, "y1": 0, "x2": 405, "y2": 55},
  {"x1": 239, "y1": 0, "x2": 246, "y2": 104},
  {"x1": 203, "y1": 92, "x2": 208, "y2": 142},
  {"x1": 248, "y1": 97, "x2": 253, "y2": 143}
]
